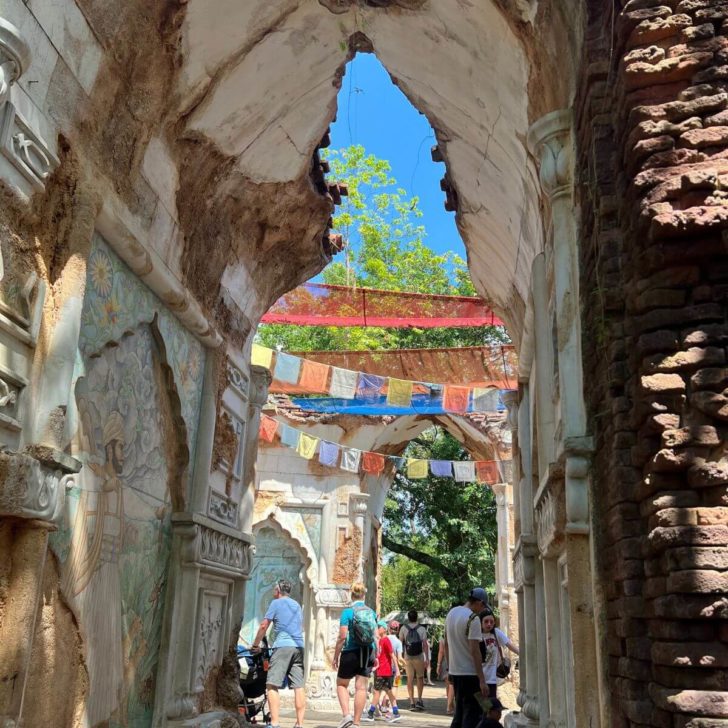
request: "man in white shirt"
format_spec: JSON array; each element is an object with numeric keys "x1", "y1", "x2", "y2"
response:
[{"x1": 443, "y1": 588, "x2": 489, "y2": 728}]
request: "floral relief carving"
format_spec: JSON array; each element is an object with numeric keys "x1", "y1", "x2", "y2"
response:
[{"x1": 195, "y1": 596, "x2": 224, "y2": 689}]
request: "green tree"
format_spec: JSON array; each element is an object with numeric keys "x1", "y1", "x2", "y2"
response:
[
  {"x1": 257, "y1": 145, "x2": 509, "y2": 352},
  {"x1": 382, "y1": 426, "x2": 497, "y2": 611}
]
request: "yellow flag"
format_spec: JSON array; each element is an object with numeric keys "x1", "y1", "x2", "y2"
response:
[
  {"x1": 251, "y1": 344, "x2": 273, "y2": 369},
  {"x1": 407, "y1": 458, "x2": 428, "y2": 479},
  {"x1": 387, "y1": 378, "x2": 414, "y2": 406},
  {"x1": 297, "y1": 433, "x2": 319, "y2": 460}
]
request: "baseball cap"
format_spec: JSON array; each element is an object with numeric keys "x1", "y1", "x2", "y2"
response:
[
  {"x1": 388, "y1": 620, "x2": 400, "y2": 631},
  {"x1": 469, "y1": 587, "x2": 488, "y2": 604}
]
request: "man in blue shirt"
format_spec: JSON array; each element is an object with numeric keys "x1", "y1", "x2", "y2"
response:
[
  {"x1": 252, "y1": 579, "x2": 305, "y2": 728},
  {"x1": 333, "y1": 582, "x2": 377, "y2": 728}
]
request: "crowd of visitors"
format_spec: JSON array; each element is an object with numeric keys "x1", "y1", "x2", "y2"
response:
[{"x1": 249, "y1": 580, "x2": 517, "y2": 728}]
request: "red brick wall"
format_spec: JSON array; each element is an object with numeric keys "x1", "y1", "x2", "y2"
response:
[{"x1": 577, "y1": 1, "x2": 728, "y2": 726}]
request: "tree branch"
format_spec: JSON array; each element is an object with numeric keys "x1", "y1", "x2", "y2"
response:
[{"x1": 382, "y1": 534, "x2": 458, "y2": 581}]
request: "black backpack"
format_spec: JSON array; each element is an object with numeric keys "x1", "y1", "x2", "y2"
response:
[{"x1": 405, "y1": 625, "x2": 424, "y2": 656}]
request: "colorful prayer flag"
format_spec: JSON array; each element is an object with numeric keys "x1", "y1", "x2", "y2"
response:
[
  {"x1": 362, "y1": 451, "x2": 386, "y2": 475},
  {"x1": 357, "y1": 372, "x2": 387, "y2": 402},
  {"x1": 341, "y1": 448, "x2": 362, "y2": 473},
  {"x1": 297, "y1": 432, "x2": 319, "y2": 460},
  {"x1": 299, "y1": 360, "x2": 330, "y2": 393},
  {"x1": 279, "y1": 423, "x2": 300, "y2": 448},
  {"x1": 251, "y1": 344, "x2": 273, "y2": 369},
  {"x1": 391, "y1": 456, "x2": 405, "y2": 471},
  {"x1": 274, "y1": 352, "x2": 301, "y2": 384},
  {"x1": 430, "y1": 460, "x2": 453, "y2": 478},
  {"x1": 407, "y1": 459, "x2": 429, "y2": 479},
  {"x1": 330, "y1": 367, "x2": 358, "y2": 399},
  {"x1": 443, "y1": 385, "x2": 471, "y2": 413},
  {"x1": 319, "y1": 441, "x2": 340, "y2": 468},
  {"x1": 259, "y1": 415, "x2": 279, "y2": 443},
  {"x1": 453, "y1": 461, "x2": 475, "y2": 482},
  {"x1": 472, "y1": 387, "x2": 500, "y2": 412},
  {"x1": 387, "y1": 378, "x2": 413, "y2": 407},
  {"x1": 476, "y1": 460, "x2": 500, "y2": 485}
]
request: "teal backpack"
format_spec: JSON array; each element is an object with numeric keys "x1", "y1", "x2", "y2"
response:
[{"x1": 351, "y1": 604, "x2": 377, "y2": 647}]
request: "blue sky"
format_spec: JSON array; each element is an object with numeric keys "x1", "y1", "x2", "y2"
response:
[{"x1": 327, "y1": 53, "x2": 466, "y2": 263}]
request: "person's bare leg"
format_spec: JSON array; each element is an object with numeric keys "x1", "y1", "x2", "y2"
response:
[
  {"x1": 267, "y1": 686, "x2": 280, "y2": 726},
  {"x1": 337, "y1": 679, "x2": 351, "y2": 718},
  {"x1": 370, "y1": 689, "x2": 381, "y2": 715},
  {"x1": 353, "y1": 675, "x2": 368, "y2": 725},
  {"x1": 447, "y1": 681, "x2": 455, "y2": 712},
  {"x1": 417, "y1": 676, "x2": 424, "y2": 700},
  {"x1": 385, "y1": 688, "x2": 398, "y2": 710},
  {"x1": 406, "y1": 666, "x2": 414, "y2": 705},
  {"x1": 293, "y1": 686, "x2": 305, "y2": 725}
]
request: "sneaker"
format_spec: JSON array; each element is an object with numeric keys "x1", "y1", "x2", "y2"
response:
[
  {"x1": 388, "y1": 712, "x2": 401, "y2": 723},
  {"x1": 338, "y1": 715, "x2": 354, "y2": 728},
  {"x1": 363, "y1": 712, "x2": 375, "y2": 723},
  {"x1": 409, "y1": 702, "x2": 417, "y2": 711},
  {"x1": 416, "y1": 699, "x2": 425, "y2": 711}
]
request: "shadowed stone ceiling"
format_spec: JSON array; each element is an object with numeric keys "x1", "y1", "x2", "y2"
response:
[{"x1": 177, "y1": 0, "x2": 551, "y2": 343}]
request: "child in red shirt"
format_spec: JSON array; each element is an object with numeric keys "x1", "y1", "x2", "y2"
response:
[{"x1": 364, "y1": 621, "x2": 401, "y2": 722}]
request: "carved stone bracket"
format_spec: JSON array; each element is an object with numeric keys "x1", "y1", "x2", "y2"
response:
[
  {"x1": 527, "y1": 109, "x2": 574, "y2": 202},
  {"x1": 515, "y1": 535, "x2": 537, "y2": 589},
  {"x1": 0, "y1": 449, "x2": 81, "y2": 523},
  {"x1": 175, "y1": 513, "x2": 254, "y2": 577},
  {"x1": 501, "y1": 390, "x2": 519, "y2": 434},
  {"x1": 0, "y1": 18, "x2": 29, "y2": 108},
  {"x1": 349, "y1": 492, "x2": 370, "y2": 518},
  {"x1": 249, "y1": 364, "x2": 272, "y2": 408},
  {"x1": 564, "y1": 436, "x2": 593, "y2": 536},
  {"x1": 314, "y1": 584, "x2": 350, "y2": 608}
]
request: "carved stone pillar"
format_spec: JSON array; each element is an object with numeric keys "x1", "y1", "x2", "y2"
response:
[
  {"x1": 491, "y1": 482, "x2": 514, "y2": 636},
  {"x1": 349, "y1": 492, "x2": 370, "y2": 582}
]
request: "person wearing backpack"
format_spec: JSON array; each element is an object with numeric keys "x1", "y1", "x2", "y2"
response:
[
  {"x1": 398, "y1": 609, "x2": 429, "y2": 711},
  {"x1": 333, "y1": 582, "x2": 378, "y2": 728}
]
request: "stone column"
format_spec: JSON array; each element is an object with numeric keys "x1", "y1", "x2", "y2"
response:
[
  {"x1": 528, "y1": 110, "x2": 601, "y2": 728},
  {"x1": 491, "y1": 482, "x2": 514, "y2": 636}
]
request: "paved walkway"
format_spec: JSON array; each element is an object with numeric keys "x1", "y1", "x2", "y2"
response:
[{"x1": 280, "y1": 684, "x2": 453, "y2": 728}]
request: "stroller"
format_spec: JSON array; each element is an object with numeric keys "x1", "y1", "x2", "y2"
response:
[{"x1": 237, "y1": 641, "x2": 271, "y2": 724}]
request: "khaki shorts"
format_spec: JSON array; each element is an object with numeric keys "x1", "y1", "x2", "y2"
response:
[{"x1": 404, "y1": 655, "x2": 426, "y2": 680}]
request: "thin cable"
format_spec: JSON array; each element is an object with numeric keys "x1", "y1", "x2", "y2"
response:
[{"x1": 409, "y1": 132, "x2": 435, "y2": 197}]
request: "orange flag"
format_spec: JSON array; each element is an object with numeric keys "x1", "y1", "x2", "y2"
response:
[
  {"x1": 476, "y1": 460, "x2": 499, "y2": 485},
  {"x1": 443, "y1": 385, "x2": 471, "y2": 413},
  {"x1": 259, "y1": 415, "x2": 279, "y2": 443},
  {"x1": 299, "y1": 360, "x2": 331, "y2": 393},
  {"x1": 362, "y1": 451, "x2": 386, "y2": 475}
]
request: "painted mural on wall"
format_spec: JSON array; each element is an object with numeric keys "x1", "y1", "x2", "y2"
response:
[
  {"x1": 241, "y1": 527, "x2": 306, "y2": 646},
  {"x1": 80, "y1": 233, "x2": 205, "y2": 456},
  {"x1": 50, "y1": 234, "x2": 206, "y2": 727}
]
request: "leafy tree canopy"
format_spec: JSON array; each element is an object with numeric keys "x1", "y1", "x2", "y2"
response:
[
  {"x1": 257, "y1": 145, "x2": 509, "y2": 352},
  {"x1": 382, "y1": 426, "x2": 497, "y2": 616}
]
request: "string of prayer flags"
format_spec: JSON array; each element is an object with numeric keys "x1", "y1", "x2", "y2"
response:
[
  {"x1": 443, "y1": 385, "x2": 470, "y2": 413},
  {"x1": 453, "y1": 460, "x2": 476, "y2": 482},
  {"x1": 274, "y1": 352, "x2": 301, "y2": 384},
  {"x1": 387, "y1": 378, "x2": 413, "y2": 407},
  {"x1": 296, "y1": 432, "x2": 319, "y2": 460},
  {"x1": 362, "y1": 451, "x2": 386, "y2": 475},
  {"x1": 319, "y1": 440, "x2": 340, "y2": 468},
  {"x1": 341, "y1": 448, "x2": 362, "y2": 473},
  {"x1": 259, "y1": 414, "x2": 511, "y2": 485},
  {"x1": 476, "y1": 460, "x2": 500, "y2": 484},
  {"x1": 357, "y1": 372, "x2": 387, "y2": 402},
  {"x1": 252, "y1": 343, "x2": 273, "y2": 369},
  {"x1": 259, "y1": 415, "x2": 279, "y2": 443},
  {"x1": 330, "y1": 367, "x2": 358, "y2": 399},
  {"x1": 430, "y1": 460, "x2": 454, "y2": 478},
  {"x1": 299, "y1": 359, "x2": 330, "y2": 393},
  {"x1": 407, "y1": 459, "x2": 429, "y2": 479},
  {"x1": 256, "y1": 344, "x2": 512, "y2": 414}
]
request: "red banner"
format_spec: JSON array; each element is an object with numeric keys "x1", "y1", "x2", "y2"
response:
[{"x1": 260, "y1": 282, "x2": 504, "y2": 328}]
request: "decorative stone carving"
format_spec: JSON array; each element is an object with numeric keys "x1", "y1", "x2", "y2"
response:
[
  {"x1": 564, "y1": 437, "x2": 593, "y2": 535},
  {"x1": 314, "y1": 585, "x2": 350, "y2": 607},
  {"x1": 208, "y1": 489, "x2": 239, "y2": 527},
  {"x1": 177, "y1": 515, "x2": 254, "y2": 576},
  {"x1": 527, "y1": 109, "x2": 573, "y2": 201},
  {"x1": 0, "y1": 19, "x2": 59, "y2": 197},
  {"x1": 226, "y1": 360, "x2": 248, "y2": 399},
  {"x1": 0, "y1": 450, "x2": 80, "y2": 523},
  {"x1": 502, "y1": 390, "x2": 519, "y2": 433},
  {"x1": 535, "y1": 479, "x2": 566, "y2": 558},
  {"x1": 248, "y1": 364, "x2": 271, "y2": 407},
  {"x1": 194, "y1": 594, "x2": 224, "y2": 690},
  {"x1": 0, "y1": 18, "x2": 29, "y2": 108}
]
